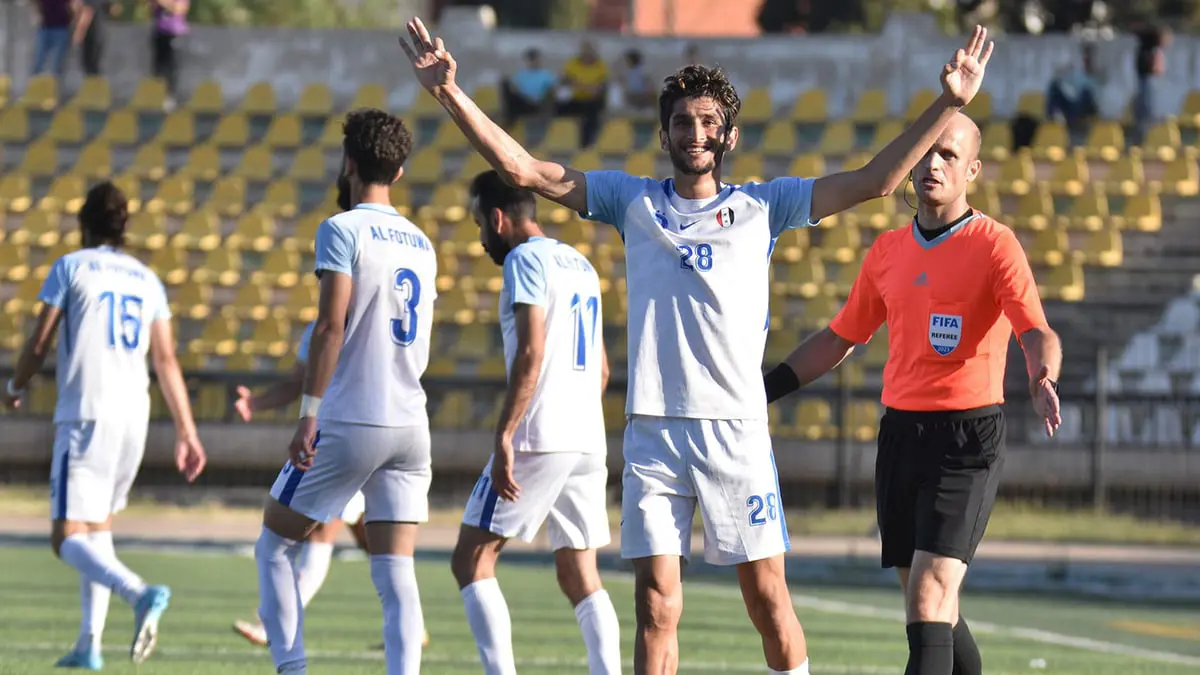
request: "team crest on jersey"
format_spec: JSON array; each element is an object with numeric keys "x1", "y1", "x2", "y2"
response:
[
  {"x1": 654, "y1": 210, "x2": 670, "y2": 230},
  {"x1": 929, "y1": 314, "x2": 962, "y2": 356},
  {"x1": 716, "y1": 207, "x2": 735, "y2": 228}
]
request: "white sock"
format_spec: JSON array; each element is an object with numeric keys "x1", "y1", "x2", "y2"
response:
[
  {"x1": 770, "y1": 658, "x2": 810, "y2": 674},
  {"x1": 72, "y1": 532, "x2": 115, "y2": 653},
  {"x1": 255, "y1": 527, "x2": 306, "y2": 673},
  {"x1": 58, "y1": 533, "x2": 147, "y2": 607},
  {"x1": 370, "y1": 554, "x2": 424, "y2": 675},
  {"x1": 296, "y1": 541, "x2": 334, "y2": 608},
  {"x1": 460, "y1": 578, "x2": 517, "y2": 675},
  {"x1": 574, "y1": 589, "x2": 621, "y2": 675}
]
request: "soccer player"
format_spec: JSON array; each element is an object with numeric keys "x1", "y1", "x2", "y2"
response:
[
  {"x1": 3, "y1": 181, "x2": 207, "y2": 669},
  {"x1": 253, "y1": 108, "x2": 436, "y2": 675},
  {"x1": 401, "y1": 16, "x2": 992, "y2": 675},
  {"x1": 763, "y1": 112, "x2": 1063, "y2": 675},
  {"x1": 452, "y1": 170, "x2": 620, "y2": 675}
]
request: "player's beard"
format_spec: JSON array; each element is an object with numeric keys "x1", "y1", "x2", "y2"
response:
[
  {"x1": 483, "y1": 225, "x2": 511, "y2": 266},
  {"x1": 668, "y1": 144, "x2": 718, "y2": 176},
  {"x1": 335, "y1": 173, "x2": 352, "y2": 211}
]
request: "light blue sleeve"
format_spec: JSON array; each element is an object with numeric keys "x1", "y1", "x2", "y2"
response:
[
  {"x1": 37, "y1": 256, "x2": 77, "y2": 308},
  {"x1": 296, "y1": 322, "x2": 315, "y2": 362},
  {"x1": 581, "y1": 171, "x2": 649, "y2": 233},
  {"x1": 503, "y1": 246, "x2": 548, "y2": 307},
  {"x1": 746, "y1": 177, "x2": 819, "y2": 238},
  {"x1": 314, "y1": 218, "x2": 358, "y2": 276},
  {"x1": 150, "y1": 275, "x2": 171, "y2": 321}
]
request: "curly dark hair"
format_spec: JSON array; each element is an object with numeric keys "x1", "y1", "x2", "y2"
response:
[
  {"x1": 342, "y1": 108, "x2": 413, "y2": 185},
  {"x1": 658, "y1": 65, "x2": 742, "y2": 132},
  {"x1": 79, "y1": 181, "x2": 129, "y2": 247}
]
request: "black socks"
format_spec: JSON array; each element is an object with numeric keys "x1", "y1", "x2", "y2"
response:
[
  {"x1": 905, "y1": 621, "x2": 954, "y2": 675},
  {"x1": 952, "y1": 616, "x2": 982, "y2": 675}
]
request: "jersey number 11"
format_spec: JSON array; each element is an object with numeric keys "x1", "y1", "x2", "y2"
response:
[{"x1": 570, "y1": 293, "x2": 599, "y2": 370}]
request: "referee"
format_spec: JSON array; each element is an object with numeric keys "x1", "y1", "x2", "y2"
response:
[{"x1": 765, "y1": 112, "x2": 1063, "y2": 675}]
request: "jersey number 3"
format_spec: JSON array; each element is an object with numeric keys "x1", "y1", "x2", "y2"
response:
[
  {"x1": 98, "y1": 291, "x2": 143, "y2": 350},
  {"x1": 391, "y1": 268, "x2": 422, "y2": 347}
]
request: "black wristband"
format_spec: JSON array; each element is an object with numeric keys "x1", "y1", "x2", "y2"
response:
[{"x1": 764, "y1": 363, "x2": 801, "y2": 404}]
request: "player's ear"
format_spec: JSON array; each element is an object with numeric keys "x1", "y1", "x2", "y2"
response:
[
  {"x1": 392, "y1": 166, "x2": 404, "y2": 183},
  {"x1": 725, "y1": 125, "x2": 739, "y2": 152},
  {"x1": 491, "y1": 207, "x2": 507, "y2": 235},
  {"x1": 966, "y1": 158, "x2": 982, "y2": 183},
  {"x1": 658, "y1": 127, "x2": 669, "y2": 152}
]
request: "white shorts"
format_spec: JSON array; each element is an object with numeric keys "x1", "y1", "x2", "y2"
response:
[
  {"x1": 50, "y1": 418, "x2": 149, "y2": 523},
  {"x1": 462, "y1": 452, "x2": 611, "y2": 551},
  {"x1": 621, "y1": 415, "x2": 791, "y2": 566},
  {"x1": 269, "y1": 421, "x2": 432, "y2": 524},
  {"x1": 339, "y1": 491, "x2": 366, "y2": 524}
]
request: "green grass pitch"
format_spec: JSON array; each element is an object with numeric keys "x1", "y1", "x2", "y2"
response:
[{"x1": 0, "y1": 546, "x2": 1198, "y2": 674}]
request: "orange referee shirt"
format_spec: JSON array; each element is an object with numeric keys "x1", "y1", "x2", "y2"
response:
[{"x1": 829, "y1": 212, "x2": 1048, "y2": 412}]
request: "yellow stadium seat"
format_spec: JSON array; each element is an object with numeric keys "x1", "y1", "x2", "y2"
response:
[
  {"x1": 72, "y1": 141, "x2": 113, "y2": 180},
  {"x1": 110, "y1": 174, "x2": 142, "y2": 213},
  {"x1": 468, "y1": 256, "x2": 503, "y2": 293},
  {"x1": 1156, "y1": 151, "x2": 1199, "y2": 197},
  {"x1": 822, "y1": 223, "x2": 861, "y2": 264},
  {"x1": 450, "y1": 323, "x2": 495, "y2": 359},
  {"x1": 295, "y1": 83, "x2": 333, "y2": 116},
  {"x1": 1180, "y1": 90, "x2": 1200, "y2": 128},
  {"x1": 1015, "y1": 90, "x2": 1045, "y2": 119},
  {"x1": 243, "y1": 317, "x2": 291, "y2": 357},
  {"x1": 350, "y1": 83, "x2": 387, "y2": 111},
  {"x1": 410, "y1": 89, "x2": 445, "y2": 118},
  {"x1": 1028, "y1": 227, "x2": 1068, "y2": 266},
  {"x1": 319, "y1": 115, "x2": 345, "y2": 148},
  {"x1": 789, "y1": 88, "x2": 828, "y2": 124},
  {"x1": 844, "y1": 194, "x2": 897, "y2": 230},
  {"x1": 403, "y1": 147, "x2": 442, "y2": 184},
  {"x1": 773, "y1": 227, "x2": 810, "y2": 263},
  {"x1": 148, "y1": 247, "x2": 189, "y2": 286},
  {"x1": 850, "y1": 89, "x2": 887, "y2": 125},
  {"x1": 71, "y1": 76, "x2": 111, "y2": 111},
  {"x1": 261, "y1": 179, "x2": 299, "y2": 218},
  {"x1": 788, "y1": 153, "x2": 825, "y2": 178},
  {"x1": 427, "y1": 118, "x2": 470, "y2": 151},
  {"x1": 235, "y1": 144, "x2": 275, "y2": 181},
  {"x1": 1038, "y1": 262, "x2": 1084, "y2": 302},
  {"x1": 474, "y1": 85, "x2": 499, "y2": 114},
  {"x1": 211, "y1": 114, "x2": 249, "y2": 147},
  {"x1": 15, "y1": 210, "x2": 62, "y2": 247},
  {"x1": 251, "y1": 248, "x2": 301, "y2": 289},
  {"x1": 595, "y1": 119, "x2": 637, "y2": 154},
  {"x1": 225, "y1": 212, "x2": 274, "y2": 251},
  {"x1": 1085, "y1": 121, "x2": 1124, "y2": 162},
  {"x1": 1122, "y1": 189, "x2": 1162, "y2": 232},
  {"x1": 1066, "y1": 184, "x2": 1108, "y2": 231},
  {"x1": 435, "y1": 286, "x2": 478, "y2": 324},
  {"x1": 124, "y1": 211, "x2": 166, "y2": 250},
  {"x1": 968, "y1": 182, "x2": 1001, "y2": 216},
  {"x1": 0, "y1": 308, "x2": 24, "y2": 352},
  {"x1": 289, "y1": 146, "x2": 328, "y2": 181},
  {"x1": 1081, "y1": 227, "x2": 1122, "y2": 267},
  {"x1": 1143, "y1": 121, "x2": 1181, "y2": 161},
  {"x1": 389, "y1": 182, "x2": 413, "y2": 214},
  {"x1": 0, "y1": 174, "x2": 33, "y2": 213},
  {"x1": 208, "y1": 176, "x2": 246, "y2": 217},
  {"x1": 279, "y1": 281, "x2": 318, "y2": 321},
  {"x1": 558, "y1": 217, "x2": 594, "y2": 245},
  {"x1": 171, "y1": 283, "x2": 213, "y2": 320},
  {"x1": 146, "y1": 174, "x2": 194, "y2": 216},
  {"x1": 817, "y1": 120, "x2": 855, "y2": 156},
  {"x1": 1105, "y1": 150, "x2": 1144, "y2": 196},
  {"x1": 538, "y1": 119, "x2": 580, "y2": 154},
  {"x1": 802, "y1": 294, "x2": 843, "y2": 330},
  {"x1": 458, "y1": 152, "x2": 493, "y2": 181},
  {"x1": 843, "y1": 399, "x2": 882, "y2": 442},
  {"x1": 38, "y1": 174, "x2": 86, "y2": 215},
  {"x1": 1031, "y1": 122, "x2": 1069, "y2": 161},
  {"x1": 420, "y1": 182, "x2": 469, "y2": 222},
  {"x1": 0, "y1": 73, "x2": 8, "y2": 107},
  {"x1": 97, "y1": 110, "x2": 138, "y2": 145},
  {"x1": 963, "y1": 90, "x2": 993, "y2": 122},
  {"x1": 19, "y1": 75, "x2": 58, "y2": 110},
  {"x1": 45, "y1": 107, "x2": 85, "y2": 144},
  {"x1": 1047, "y1": 149, "x2": 1089, "y2": 196},
  {"x1": 0, "y1": 108, "x2": 29, "y2": 143},
  {"x1": 775, "y1": 251, "x2": 824, "y2": 298},
  {"x1": 903, "y1": 89, "x2": 939, "y2": 122},
  {"x1": 192, "y1": 248, "x2": 242, "y2": 287},
  {"x1": 188, "y1": 316, "x2": 239, "y2": 355},
  {"x1": 171, "y1": 209, "x2": 220, "y2": 251},
  {"x1": 130, "y1": 144, "x2": 170, "y2": 181},
  {"x1": 19, "y1": 138, "x2": 58, "y2": 177},
  {"x1": 624, "y1": 151, "x2": 656, "y2": 177},
  {"x1": 157, "y1": 111, "x2": 196, "y2": 147},
  {"x1": 0, "y1": 243, "x2": 30, "y2": 282},
  {"x1": 862, "y1": 325, "x2": 889, "y2": 367},
  {"x1": 794, "y1": 399, "x2": 834, "y2": 440},
  {"x1": 130, "y1": 77, "x2": 169, "y2": 112},
  {"x1": 571, "y1": 149, "x2": 603, "y2": 173},
  {"x1": 729, "y1": 153, "x2": 765, "y2": 183},
  {"x1": 739, "y1": 88, "x2": 774, "y2": 124},
  {"x1": 827, "y1": 255, "x2": 863, "y2": 297},
  {"x1": 182, "y1": 145, "x2": 229, "y2": 184},
  {"x1": 432, "y1": 391, "x2": 474, "y2": 430},
  {"x1": 979, "y1": 122, "x2": 1012, "y2": 161},
  {"x1": 264, "y1": 114, "x2": 302, "y2": 148},
  {"x1": 603, "y1": 394, "x2": 627, "y2": 433},
  {"x1": 240, "y1": 82, "x2": 276, "y2": 115},
  {"x1": 424, "y1": 357, "x2": 457, "y2": 377},
  {"x1": 995, "y1": 150, "x2": 1035, "y2": 196},
  {"x1": 869, "y1": 120, "x2": 905, "y2": 152},
  {"x1": 761, "y1": 122, "x2": 796, "y2": 156}
]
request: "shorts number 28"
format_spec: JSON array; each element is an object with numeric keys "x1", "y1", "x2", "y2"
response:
[{"x1": 747, "y1": 492, "x2": 779, "y2": 526}]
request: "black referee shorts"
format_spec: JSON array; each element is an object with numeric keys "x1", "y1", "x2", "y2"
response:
[{"x1": 874, "y1": 405, "x2": 1005, "y2": 569}]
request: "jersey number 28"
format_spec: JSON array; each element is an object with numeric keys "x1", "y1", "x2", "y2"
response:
[
  {"x1": 677, "y1": 243, "x2": 713, "y2": 271},
  {"x1": 391, "y1": 268, "x2": 422, "y2": 347}
]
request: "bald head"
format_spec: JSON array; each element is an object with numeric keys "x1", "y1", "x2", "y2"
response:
[{"x1": 946, "y1": 111, "x2": 982, "y2": 161}]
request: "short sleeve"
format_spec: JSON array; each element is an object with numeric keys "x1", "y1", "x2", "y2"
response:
[
  {"x1": 503, "y1": 246, "x2": 548, "y2": 307},
  {"x1": 745, "y1": 177, "x2": 819, "y2": 238},
  {"x1": 829, "y1": 243, "x2": 887, "y2": 344},
  {"x1": 990, "y1": 229, "x2": 1048, "y2": 336},
  {"x1": 150, "y1": 275, "x2": 171, "y2": 322},
  {"x1": 581, "y1": 171, "x2": 648, "y2": 232},
  {"x1": 314, "y1": 219, "x2": 357, "y2": 277},
  {"x1": 37, "y1": 257, "x2": 76, "y2": 309},
  {"x1": 296, "y1": 322, "x2": 315, "y2": 363}
]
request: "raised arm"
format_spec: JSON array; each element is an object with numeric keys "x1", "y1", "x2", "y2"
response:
[
  {"x1": 809, "y1": 25, "x2": 994, "y2": 221},
  {"x1": 400, "y1": 17, "x2": 587, "y2": 213}
]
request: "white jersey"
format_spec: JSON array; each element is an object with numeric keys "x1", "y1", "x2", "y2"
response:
[
  {"x1": 312, "y1": 203, "x2": 437, "y2": 428},
  {"x1": 296, "y1": 321, "x2": 315, "y2": 364},
  {"x1": 499, "y1": 236, "x2": 606, "y2": 454},
  {"x1": 583, "y1": 172, "x2": 817, "y2": 420},
  {"x1": 38, "y1": 246, "x2": 171, "y2": 423}
]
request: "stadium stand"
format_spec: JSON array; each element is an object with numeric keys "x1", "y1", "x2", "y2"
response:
[{"x1": 1, "y1": 72, "x2": 1198, "y2": 449}]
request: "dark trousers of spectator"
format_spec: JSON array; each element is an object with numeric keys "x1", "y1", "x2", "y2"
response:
[
  {"x1": 501, "y1": 80, "x2": 551, "y2": 128},
  {"x1": 1131, "y1": 76, "x2": 1160, "y2": 146},
  {"x1": 81, "y1": 25, "x2": 103, "y2": 75},
  {"x1": 32, "y1": 27, "x2": 70, "y2": 77},
  {"x1": 557, "y1": 97, "x2": 605, "y2": 148},
  {"x1": 1046, "y1": 82, "x2": 1097, "y2": 143},
  {"x1": 152, "y1": 31, "x2": 179, "y2": 97}
]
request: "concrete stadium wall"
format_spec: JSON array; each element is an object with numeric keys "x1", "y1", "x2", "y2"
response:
[{"x1": 2, "y1": 13, "x2": 1199, "y2": 120}]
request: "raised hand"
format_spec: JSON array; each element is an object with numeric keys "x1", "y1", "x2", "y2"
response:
[
  {"x1": 399, "y1": 17, "x2": 457, "y2": 94},
  {"x1": 941, "y1": 25, "x2": 994, "y2": 107},
  {"x1": 233, "y1": 385, "x2": 253, "y2": 423}
]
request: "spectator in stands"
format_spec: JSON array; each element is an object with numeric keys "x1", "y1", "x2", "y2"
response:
[
  {"x1": 72, "y1": 0, "x2": 115, "y2": 76},
  {"x1": 557, "y1": 39, "x2": 608, "y2": 148},
  {"x1": 31, "y1": 0, "x2": 73, "y2": 78},
  {"x1": 619, "y1": 48, "x2": 655, "y2": 111},
  {"x1": 1045, "y1": 42, "x2": 1100, "y2": 143},
  {"x1": 501, "y1": 48, "x2": 556, "y2": 129},
  {"x1": 149, "y1": 0, "x2": 189, "y2": 110},
  {"x1": 1131, "y1": 25, "x2": 1169, "y2": 145}
]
